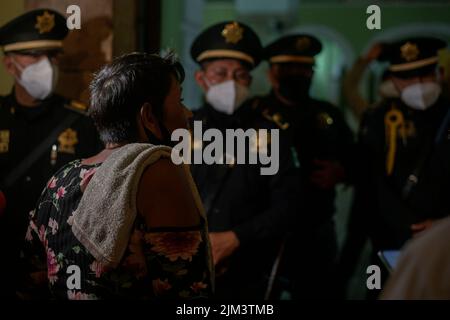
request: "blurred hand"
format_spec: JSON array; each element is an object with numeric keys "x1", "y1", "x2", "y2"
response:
[
  {"x1": 310, "y1": 159, "x2": 346, "y2": 190},
  {"x1": 411, "y1": 219, "x2": 434, "y2": 237},
  {"x1": 209, "y1": 231, "x2": 240, "y2": 266},
  {"x1": 365, "y1": 43, "x2": 384, "y2": 62}
]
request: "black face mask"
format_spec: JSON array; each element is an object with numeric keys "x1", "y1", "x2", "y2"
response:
[
  {"x1": 278, "y1": 75, "x2": 312, "y2": 104},
  {"x1": 143, "y1": 120, "x2": 174, "y2": 147}
]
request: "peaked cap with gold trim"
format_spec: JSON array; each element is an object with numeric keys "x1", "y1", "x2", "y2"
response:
[
  {"x1": 264, "y1": 34, "x2": 322, "y2": 65},
  {"x1": 380, "y1": 37, "x2": 447, "y2": 78},
  {"x1": 0, "y1": 8, "x2": 68, "y2": 54},
  {"x1": 190, "y1": 21, "x2": 262, "y2": 69}
]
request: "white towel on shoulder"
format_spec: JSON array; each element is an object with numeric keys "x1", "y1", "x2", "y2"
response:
[{"x1": 68, "y1": 143, "x2": 207, "y2": 269}]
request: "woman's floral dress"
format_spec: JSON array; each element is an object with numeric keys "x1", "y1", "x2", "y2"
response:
[{"x1": 22, "y1": 160, "x2": 212, "y2": 300}]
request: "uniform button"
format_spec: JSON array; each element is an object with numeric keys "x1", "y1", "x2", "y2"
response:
[{"x1": 25, "y1": 176, "x2": 31, "y2": 182}]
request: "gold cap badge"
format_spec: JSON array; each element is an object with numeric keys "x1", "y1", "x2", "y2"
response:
[
  {"x1": 222, "y1": 22, "x2": 244, "y2": 44},
  {"x1": 296, "y1": 37, "x2": 311, "y2": 52},
  {"x1": 401, "y1": 42, "x2": 419, "y2": 62},
  {"x1": 35, "y1": 11, "x2": 55, "y2": 34}
]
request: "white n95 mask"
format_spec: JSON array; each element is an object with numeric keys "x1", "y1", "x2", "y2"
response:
[
  {"x1": 13, "y1": 57, "x2": 57, "y2": 100},
  {"x1": 400, "y1": 82, "x2": 441, "y2": 111},
  {"x1": 205, "y1": 80, "x2": 249, "y2": 115}
]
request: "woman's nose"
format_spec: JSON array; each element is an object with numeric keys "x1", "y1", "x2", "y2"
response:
[{"x1": 183, "y1": 105, "x2": 193, "y2": 119}]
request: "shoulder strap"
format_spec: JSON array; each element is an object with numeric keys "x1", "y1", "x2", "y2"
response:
[
  {"x1": 1, "y1": 112, "x2": 80, "y2": 190},
  {"x1": 64, "y1": 100, "x2": 88, "y2": 115}
]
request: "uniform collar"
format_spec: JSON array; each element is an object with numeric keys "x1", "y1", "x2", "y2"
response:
[
  {"x1": 204, "y1": 101, "x2": 254, "y2": 129},
  {"x1": 8, "y1": 87, "x2": 60, "y2": 121},
  {"x1": 390, "y1": 96, "x2": 449, "y2": 131},
  {"x1": 270, "y1": 90, "x2": 311, "y2": 111},
  {"x1": 269, "y1": 90, "x2": 311, "y2": 118}
]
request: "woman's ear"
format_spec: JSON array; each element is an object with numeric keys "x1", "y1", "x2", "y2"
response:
[
  {"x1": 140, "y1": 102, "x2": 162, "y2": 140},
  {"x1": 267, "y1": 66, "x2": 279, "y2": 90}
]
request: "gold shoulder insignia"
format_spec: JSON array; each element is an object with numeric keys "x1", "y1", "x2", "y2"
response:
[
  {"x1": 317, "y1": 112, "x2": 334, "y2": 129},
  {"x1": 0, "y1": 130, "x2": 10, "y2": 153},
  {"x1": 262, "y1": 108, "x2": 290, "y2": 130},
  {"x1": 64, "y1": 100, "x2": 88, "y2": 115}
]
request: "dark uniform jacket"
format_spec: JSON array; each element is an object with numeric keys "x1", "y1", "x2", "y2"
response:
[
  {"x1": 0, "y1": 91, "x2": 102, "y2": 296},
  {"x1": 255, "y1": 92, "x2": 355, "y2": 229},
  {"x1": 253, "y1": 93, "x2": 355, "y2": 298},
  {"x1": 346, "y1": 97, "x2": 450, "y2": 253},
  {"x1": 191, "y1": 102, "x2": 298, "y2": 297}
]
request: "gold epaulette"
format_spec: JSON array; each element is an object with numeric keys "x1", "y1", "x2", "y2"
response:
[
  {"x1": 261, "y1": 108, "x2": 290, "y2": 130},
  {"x1": 64, "y1": 100, "x2": 88, "y2": 115},
  {"x1": 251, "y1": 97, "x2": 290, "y2": 130}
]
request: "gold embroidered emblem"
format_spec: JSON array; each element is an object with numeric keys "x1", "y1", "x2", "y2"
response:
[
  {"x1": 296, "y1": 37, "x2": 311, "y2": 52},
  {"x1": 35, "y1": 11, "x2": 55, "y2": 34},
  {"x1": 401, "y1": 42, "x2": 419, "y2": 62},
  {"x1": 262, "y1": 109, "x2": 290, "y2": 130},
  {"x1": 58, "y1": 128, "x2": 78, "y2": 154},
  {"x1": 222, "y1": 22, "x2": 244, "y2": 44},
  {"x1": 0, "y1": 130, "x2": 10, "y2": 153},
  {"x1": 272, "y1": 113, "x2": 290, "y2": 130}
]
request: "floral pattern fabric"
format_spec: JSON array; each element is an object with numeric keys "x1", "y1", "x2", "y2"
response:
[{"x1": 22, "y1": 160, "x2": 212, "y2": 300}]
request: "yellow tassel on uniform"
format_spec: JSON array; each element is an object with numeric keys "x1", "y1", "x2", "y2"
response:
[{"x1": 385, "y1": 106, "x2": 405, "y2": 176}]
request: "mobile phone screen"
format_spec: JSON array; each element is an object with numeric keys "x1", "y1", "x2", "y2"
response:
[{"x1": 378, "y1": 250, "x2": 401, "y2": 272}]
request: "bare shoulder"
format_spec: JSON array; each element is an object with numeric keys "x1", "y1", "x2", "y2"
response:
[{"x1": 137, "y1": 158, "x2": 201, "y2": 229}]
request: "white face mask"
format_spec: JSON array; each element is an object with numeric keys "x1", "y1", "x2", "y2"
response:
[
  {"x1": 13, "y1": 57, "x2": 57, "y2": 100},
  {"x1": 378, "y1": 80, "x2": 399, "y2": 98},
  {"x1": 400, "y1": 82, "x2": 441, "y2": 111},
  {"x1": 205, "y1": 79, "x2": 249, "y2": 115}
]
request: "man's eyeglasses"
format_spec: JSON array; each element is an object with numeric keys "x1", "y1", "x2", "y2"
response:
[{"x1": 204, "y1": 67, "x2": 252, "y2": 84}]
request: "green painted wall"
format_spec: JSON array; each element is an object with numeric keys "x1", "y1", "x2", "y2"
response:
[
  {"x1": 201, "y1": 3, "x2": 450, "y2": 53},
  {"x1": 161, "y1": 2, "x2": 450, "y2": 103},
  {"x1": 0, "y1": 1, "x2": 25, "y2": 95},
  {"x1": 161, "y1": 0, "x2": 184, "y2": 54}
]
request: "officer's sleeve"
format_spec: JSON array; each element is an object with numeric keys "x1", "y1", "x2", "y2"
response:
[
  {"x1": 232, "y1": 130, "x2": 299, "y2": 245},
  {"x1": 337, "y1": 111, "x2": 377, "y2": 285},
  {"x1": 17, "y1": 208, "x2": 50, "y2": 299},
  {"x1": 334, "y1": 109, "x2": 357, "y2": 185}
]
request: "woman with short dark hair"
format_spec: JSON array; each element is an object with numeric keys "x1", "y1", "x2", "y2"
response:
[{"x1": 20, "y1": 53, "x2": 213, "y2": 300}]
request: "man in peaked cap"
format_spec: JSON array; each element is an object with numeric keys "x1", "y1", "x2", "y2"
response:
[
  {"x1": 190, "y1": 21, "x2": 299, "y2": 299},
  {"x1": 0, "y1": 9, "x2": 101, "y2": 298},
  {"x1": 253, "y1": 34, "x2": 355, "y2": 299},
  {"x1": 339, "y1": 37, "x2": 450, "y2": 298}
]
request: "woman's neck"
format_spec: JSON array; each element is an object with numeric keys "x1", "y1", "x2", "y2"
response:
[{"x1": 81, "y1": 143, "x2": 126, "y2": 165}]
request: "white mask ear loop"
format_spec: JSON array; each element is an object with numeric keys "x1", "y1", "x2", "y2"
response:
[
  {"x1": 203, "y1": 75, "x2": 213, "y2": 91},
  {"x1": 10, "y1": 56, "x2": 25, "y2": 77}
]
